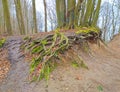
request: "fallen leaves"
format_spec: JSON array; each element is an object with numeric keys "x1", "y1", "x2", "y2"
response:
[
  {"x1": 0, "y1": 48, "x2": 10, "y2": 83},
  {"x1": 75, "y1": 74, "x2": 82, "y2": 80}
]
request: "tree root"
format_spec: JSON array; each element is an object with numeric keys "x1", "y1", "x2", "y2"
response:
[{"x1": 22, "y1": 27, "x2": 100, "y2": 82}]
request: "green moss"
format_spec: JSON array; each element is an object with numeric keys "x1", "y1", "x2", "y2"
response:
[
  {"x1": 0, "y1": 38, "x2": 6, "y2": 48},
  {"x1": 80, "y1": 60, "x2": 89, "y2": 69},
  {"x1": 97, "y1": 85, "x2": 103, "y2": 92},
  {"x1": 23, "y1": 36, "x2": 31, "y2": 40},
  {"x1": 72, "y1": 60, "x2": 80, "y2": 68},
  {"x1": 76, "y1": 26, "x2": 100, "y2": 34}
]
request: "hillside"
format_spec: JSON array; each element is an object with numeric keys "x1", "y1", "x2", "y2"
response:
[{"x1": 0, "y1": 34, "x2": 120, "y2": 92}]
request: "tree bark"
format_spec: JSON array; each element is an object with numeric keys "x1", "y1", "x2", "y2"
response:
[
  {"x1": 92, "y1": 0, "x2": 101, "y2": 26},
  {"x1": 32, "y1": 0, "x2": 38, "y2": 33},
  {"x1": 83, "y1": 0, "x2": 93, "y2": 26},
  {"x1": 67, "y1": 0, "x2": 76, "y2": 28},
  {"x1": 43, "y1": 0, "x2": 47, "y2": 32},
  {"x1": 2, "y1": 0, "x2": 12, "y2": 35},
  {"x1": 14, "y1": 0, "x2": 25, "y2": 35},
  {"x1": 56, "y1": 0, "x2": 66, "y2": 28}
]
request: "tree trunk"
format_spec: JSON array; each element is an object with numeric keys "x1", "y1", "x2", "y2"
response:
[
  {"x1": 89, "y1": 0, "x2": 96, "y2": 25},
  {"x1": 80, "y1": 0, "x2": 86, "y2": 26},
  {"x1": 56, "y1": 0, "x2": 66, "y2": 28},
  {"x1": 23, "y1": 0, "x2": 29, "y2": 34},
  {"x1": 74, "y1": 0, "x2": 83, "y2": 26},
  {"x1": 92, "y1": 0, "x2": 101, "y2": 26},
  {"x1": 67, "y1": 0, "x2": 76, "y2": 28},
  {"x1": 32, "y1": 0, "x2": 38, "y2": 33},
  {"x1": 83, "y1": 0, "x2": 93, "y2": 26},
  {"x1": 2, "y1": 0, "x2": 12, "y2": 35},
  {"x1": 43, "y1": 0, "x2": 47, "y2": 32},
  {"x1": 55, "y1": 0, "x2": 101, "y2": 29},
  {"x1": 14, "y1": 0, "x2": 25, "y2": 35}
]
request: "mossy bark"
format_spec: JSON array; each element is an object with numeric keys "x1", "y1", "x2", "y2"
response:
[
  {"x1": 83, "y1": 0, "x2": 93, "y2": 26},
  {"x1": 67, "y1": 0, "x2": 76, "y2": 28},
  {"x1": 55, "y1": 0, "x2": 101, "y2": 28},
  {"x1": 2, "y1": 0, "x2": 12, "y2": 35},
  {"x1": 74, "y1": 0, "x2": 82, "y2": 26},
  {"x1": 32, "y1": 0, "x2": 38, "y2": 33},
  {"x1": 92, "y1": 0, "x2": 101, "y2": 26},
  {"x1": 56, "y1": 0, "x2": 66, "y2": 28},
  {"x1": 14, "y1": 0, "x2": 25, "y2": 35}
]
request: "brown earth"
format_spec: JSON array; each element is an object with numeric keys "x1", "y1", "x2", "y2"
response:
[
  {"x1": 0, "y1": 47, "x2": 10, "y2": 83},
  {"x1": 0, "y1": 33, "x2": 120, "y2": 92}
]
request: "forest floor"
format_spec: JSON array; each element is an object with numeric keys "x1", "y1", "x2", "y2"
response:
[{"x1": 0, "y1": 33, "x2": 120, "y2": 92}]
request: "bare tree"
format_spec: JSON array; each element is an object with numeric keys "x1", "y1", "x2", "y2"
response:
[{"x1": 43, "y1": 0, "x2": 47, "y2": 32}]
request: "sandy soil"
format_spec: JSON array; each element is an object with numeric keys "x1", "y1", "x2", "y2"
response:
[{"x1": 0, "y1": 34, "x2": 120, "y2": 92}]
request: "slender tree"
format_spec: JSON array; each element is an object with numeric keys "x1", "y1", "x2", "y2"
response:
[
  {"x1": 67, "y1": 0, "x2": 76, "y2": 28},
  {"x1": 14, "y1": 0, "x2": 25, "y2": 35},
  {"x1": 74, "y1": 0, "x2": 83, "y2": 26},
  {"x1": 2, "y1": 0, "x2": 12, "y2": 35},
  {"x1": 79, "y1": 0, "x2": 86, "y2": 26},
  {"x1": 83, "y1": 0, "x2": 93, "y2": 26},
  {"x1": 32, "y1": 0, "x2": 38, "y2": 33},
  {"x1": 23, "y1": 0, "x2": 29, "y2": 34},
  {"x1": 43, "y1": 0, "x2": 47, "y2": 32},
  {"x1": 92, "y1": 0, "x2": 102, "y2": 26}
]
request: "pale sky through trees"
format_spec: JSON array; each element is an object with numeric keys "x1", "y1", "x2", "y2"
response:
[
  {"x1": 36, "y1": 0, "x2": 44, "y2": 12},
  {"x1": 35, "y1": 0, "x2": 113, "y2": 12}
]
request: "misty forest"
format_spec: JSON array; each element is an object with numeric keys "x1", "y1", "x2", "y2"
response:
[{"x1": 0, "y1": 0, "x2": 120, "y2": 92}]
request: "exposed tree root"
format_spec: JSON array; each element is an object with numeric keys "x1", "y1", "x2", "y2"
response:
[{"x1": 22, "y1": 27, "x2": 100, "y2": 82}]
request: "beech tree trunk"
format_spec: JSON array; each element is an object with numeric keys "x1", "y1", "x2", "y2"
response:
[
  {"x1": 32, "y1": 0, "x2": 38, "y2": 33},
  {"x1": 92, "y1": 0, "x2": 101, "y2": 26},
  {"x1": 14, "y1": 0, "x2": 25, "y2": 35},
  {"x1": 56, "y1": 0, "x2": 66, "y2": 28},
  {"x1": 2, "y1": 0, "x2": 12, "y2": 35},
  {"x1": 67, "y1": 0, "x2": 76, "y2": 28},
  {"x1": 55, "y1": 0, "x2": 101, "y2": 28}
]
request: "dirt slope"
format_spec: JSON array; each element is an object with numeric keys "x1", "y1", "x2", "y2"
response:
[
  {"x1": 0, "y1": 34, "x2": 120, "y2": 92},
  {"x1": 109, "y1": 34, "x2": 120, "y2": 53}
]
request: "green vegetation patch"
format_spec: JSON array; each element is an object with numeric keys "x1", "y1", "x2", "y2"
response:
[
  {"x1": 0, "y1": 38, "x2": 6, "y2": 48},
  {"x1": 76, "y1": 26, "x2": 100, "y2": 34},
  {"x1": 72, "y1": 60, "x2": 80, "y2": 68},
  {"x1": 75, "y1": 26, "x2": 101, "y2": 40},
  {"x1": 97, "y1": 85, "x2": 104, "y2": 92}
]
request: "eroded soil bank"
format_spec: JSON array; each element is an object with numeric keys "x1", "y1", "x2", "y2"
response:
[{"x1": 0, "y1": 35, "x2": 120, "y2": 92}]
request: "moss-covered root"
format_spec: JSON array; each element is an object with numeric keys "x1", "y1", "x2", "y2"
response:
[
  {"x1": 22, "y1": 27, "x2": 100, "y2": 82},
  {"x1": 76, "y1": 26, "x2": 101, "y2": 40},
  {"x1": 23, "y1": 30, "x2": 69, "y2": 81}
]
